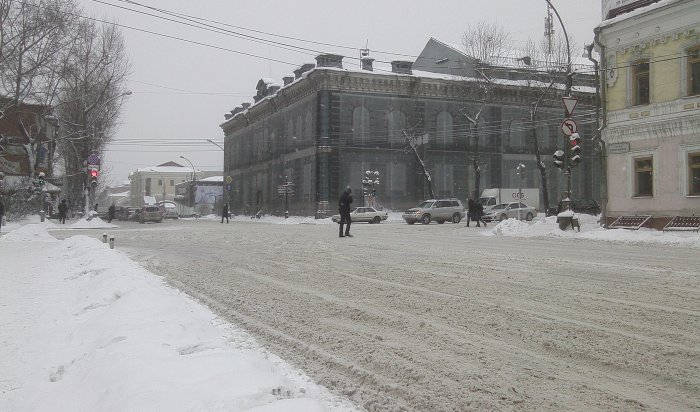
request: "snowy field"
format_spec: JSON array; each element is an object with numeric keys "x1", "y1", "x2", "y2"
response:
[{"x1": 3, "y1": 212, "x2": 699, "y2": 411}]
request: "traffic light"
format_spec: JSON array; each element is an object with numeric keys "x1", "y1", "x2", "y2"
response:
[
  {"x1": 516, "y1": 163, "x2": 526, "y2": 179},
  {"x1": 89, "y1": 169, "x2": 99, "y2": 187},
  {"x1": 570, "y1": 133, "x2": 582, "y2": 166},
  {"x1": 553, "y1": 150, "x2": 565, "y2": 170}
]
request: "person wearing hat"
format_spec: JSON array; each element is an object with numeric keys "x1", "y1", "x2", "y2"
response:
[{"x1": 338, "y1": 185, "x2": 353, "y2": 238}]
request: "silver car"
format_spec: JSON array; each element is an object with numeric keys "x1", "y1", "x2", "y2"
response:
[
  {"x1": 331, "y1": 207, "x2": 388, "y2": 224},
  {"x1": 482, "y1": 202, "x2": 536, "y2": 222},
  {"x1": 402, "y1": 198, "x2": 465, "y2": 225}
]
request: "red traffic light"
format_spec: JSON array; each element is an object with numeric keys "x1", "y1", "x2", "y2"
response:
[{"x1": 89, "y1": 169, "x2": 99, "y2": 178}]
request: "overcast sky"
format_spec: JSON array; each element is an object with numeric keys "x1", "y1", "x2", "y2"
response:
[{"x1": 75, "y1": 0, "x2": 602, "y2": 185}]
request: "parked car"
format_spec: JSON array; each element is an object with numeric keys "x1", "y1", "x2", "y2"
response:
[
  {"x1": 482, "y1": 202, "x2": 536, "y2": 222},
  {"x1": 157, "y1": 201, "x2": 180, "y2": 219},
  {"x1": 138, "y1": 205, "x2": 163, "y2": 223},
  {"x1": 331, "y1": 207, "x2": 388, "y2": 224},
  {"x1": 402, "y1": 198, "x2": 465, "y2": 224},
  {"x1": 570, "y1": 199, "x2": 601, "y2": 215}
]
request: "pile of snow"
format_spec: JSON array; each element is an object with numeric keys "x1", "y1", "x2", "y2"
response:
[
  {"x1": 69, "y1": 215, "x2": 119, "y2": 229},
  {"x1": 488, "y1": 215, "x2": 700, "y2": 248},
  {"x1": 0, "y1": 224, "x2": 357, "y2": 411}
]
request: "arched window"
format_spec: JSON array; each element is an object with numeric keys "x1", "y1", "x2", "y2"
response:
[
  {"x1": 295, "y1": 115, "x2": 303, "y2": 143},
  {"x1": 305, "y1": 111, "x2": 313, "y2": 141},
  {"x1": 352, "y1": 106, "x2": 370, "y2": 142},
  {"x1": 510, "y1": 120, "x2": 525, "y2": 148},
  {"x1": 436, "y1": 111, "x2": 453, "y2": 145},
  {"x1": 286, "y1": 120, "x2": 294, "y2": 146},
  {"x1": 387, "y1": 110, "x2": 406, "y2": 144}
]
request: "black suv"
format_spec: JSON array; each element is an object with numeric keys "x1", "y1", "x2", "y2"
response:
[{"x1": 570, "y1": 199, "x2": 601, "y2": 215}]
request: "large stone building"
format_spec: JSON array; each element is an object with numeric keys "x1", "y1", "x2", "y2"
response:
[
  {"x1": 596, "y1": 0, "x2": 700, "y2": 226},
  {"x1": 221, "y1": 39, "x2": 599, "y2": 216}
]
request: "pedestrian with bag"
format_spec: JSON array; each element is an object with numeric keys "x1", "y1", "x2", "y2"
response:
[{"x1": 338, "y1": 186, "x2": 353, "y2": 238}]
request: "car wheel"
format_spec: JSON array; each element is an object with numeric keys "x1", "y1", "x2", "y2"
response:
[
  {"x1": 436, "y1": 219, "x2": 445, "y2": 224},
  {"x1": 421, "y1": 214, "x2": 431, "y2": 225},
  {"x1": 499, "y1": 214, "x2": 507, "y2": 222},
  {"x1": 373, "y1": 216, "x2": 381, "y2": 224},
  {"x1": 526, "y1": 212, "x2": 533, "y2": 221},
  {"x1": 452, "y1": 213, "x2": 461, "y2": 224}
]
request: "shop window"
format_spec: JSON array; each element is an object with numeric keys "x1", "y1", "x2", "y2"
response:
[
  {"x1": 634, "y1": 157, "x2": 653, "y2": 197},
  {"x1": 689, "y1": 46, "x2": 700, "y2": 96},
  {"x1": 689, "y1": 152, "x2": 700, "y2": 195},
  {"x1": 632, "y1": 60, "x2": 650, "y2": 105}
]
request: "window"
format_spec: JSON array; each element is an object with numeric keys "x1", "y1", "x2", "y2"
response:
[
  {"x1": 352, "y1": 106, "x2": 370, "y2": 142},
  {"x1": 158, "y1": 179, "x2": 163, "y2": 186},
  {"x1": 170, "y1": 180, "x2": 174, "y2": 186},
  {"x1": 689, "y1": 47, "x2": 700, "y2": 96},
  {"x1": 387, "y1": 111, "x2": 406, "y2": 144},
  {"x1": 689, "y1": 152, "x2": 700, "y2": 196},
  {"x1": 436, "y1": 111, "x2": 453, "y2": 145},
  {"x1": 634, "y1": 157, "x2": 653, "y2": 197},
  {"x1": 509, "y1": 120, "x2": 525, "y2": 148},
  {"x1": 632, "y1": 60, "x2": 650, "y2": 105}
]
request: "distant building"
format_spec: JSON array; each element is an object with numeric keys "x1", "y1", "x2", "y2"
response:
[
  {"x1": 221, "y1": 39, "x2": 599, "y2": 216},
  {"x1": 596, "y1": 0, "x2": 700, "y2": 226},
  {"x1": 128, "y1": 161, "x2": 218, "y2": 207}
]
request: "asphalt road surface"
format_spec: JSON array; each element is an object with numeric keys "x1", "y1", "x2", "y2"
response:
[{"x1": 52, "y1": 219, "x2": 700, "y2": 411}]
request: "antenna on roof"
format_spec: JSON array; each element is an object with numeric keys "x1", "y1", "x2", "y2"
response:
[{"x1": 360, "y1": 40, "x2": 370, "y2": 68}]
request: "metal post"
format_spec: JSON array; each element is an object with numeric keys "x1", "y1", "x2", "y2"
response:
[
  {"x1": 284, "y1": 175, "x2": 289, "y2": 218},
  {"x1": 102, "y1": 233, "x2": 107, "y2": 243},
  {"x1": 109, "y1": 235, "x2": 115, "y2": 249}
]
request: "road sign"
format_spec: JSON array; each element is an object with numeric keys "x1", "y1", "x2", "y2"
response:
[
  {"x1": 225, "y1": 175, "x2": 233, "y2": 184},
  {"x1": 562, "y1": 96, "x2": 578, "y2": 117},
  {"x1": 561, "y1": 118, "x2": 578, "y2": 136},
  {"x1": 87, "y1": 153, "x2": 101, "y2": 165}
]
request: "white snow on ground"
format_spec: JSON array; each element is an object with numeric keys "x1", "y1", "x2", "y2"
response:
[
  {"x1": 485, "y1": 213, "x2": 700, "y2": 248},
  {"x1": 1, "y1": 211, "x2": 698, "y2": 411},
  {"x1": 0, "y1": 219, "x2": 358, "y2": 412}
]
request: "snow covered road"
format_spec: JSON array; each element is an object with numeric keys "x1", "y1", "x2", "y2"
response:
[{"x1": 52, "y1": 219, "x2": 700, "y2": 411}]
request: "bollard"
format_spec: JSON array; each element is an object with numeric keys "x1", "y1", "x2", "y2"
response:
[
  {"x1": 39, "y1": 210, "x2": 46, "y2": 222},
  {"x1": 102, "y1": 233, "x2": 108, "y2": 243},
  {"x1": 109, "y1": 236, "x2": 115, "y2": 249}
]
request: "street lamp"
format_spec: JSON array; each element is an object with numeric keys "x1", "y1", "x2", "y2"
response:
[
  {"x1": 206, "y1": 139, "x2": 224, "y2": 151},
  {"x1": 179, "y1": 155, "x2": 196, "y2": 211},
  {"x1": 362, "y1": 170, "x2": 380, "y2": 208}
]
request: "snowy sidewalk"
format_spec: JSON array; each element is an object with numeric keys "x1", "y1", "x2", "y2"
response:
[{"x1": 0, "y1": 222, "x2": 356, "y2": 412}]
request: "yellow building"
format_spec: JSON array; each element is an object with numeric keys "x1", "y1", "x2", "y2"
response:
[{"x1": 596, "y1": 0, "x2": 700, "y2": 227}]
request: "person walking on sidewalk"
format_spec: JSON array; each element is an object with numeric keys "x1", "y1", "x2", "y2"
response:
[
  {"x1": 58, "y1": 199, "x2": 68, "y2": 224},
  {"x1": 0, "y1": 197, "x2": 5, "y2": 233},
  {"x1": 466, "y1": 199, "x2": 476, "y2": 227},
  {"x1": 221, "y1": 204, "x2": 229, "y2": 223},
  {"x1": 338, "y1": 186, "x2": 353, "y2": 238}
]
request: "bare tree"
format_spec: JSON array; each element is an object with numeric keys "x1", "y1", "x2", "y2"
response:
[
  {"x1": 55, "y1": 20, "x2": 130, "y2": 212},
  {"x1": 402, "y1": 129, "x2": 434, "y2": 200},
  {"x1": 0, "y1": 0, "x2": 77, "y2": 180},
  {"x1": 461, "y1": 20, "x2": 511, "y2": 66}
]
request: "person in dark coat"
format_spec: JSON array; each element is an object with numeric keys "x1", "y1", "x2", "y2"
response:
[
  {"x1": 221, "y1": 204, "x2": 229, "y2": 223},
  {"x1": 107, "y1": 204, "x2": 116, "y2": 223},
  {"x1": 338, "y1": 186, "x2": 353, "y2": 237},
  {"x1": 475, "y1": 201, "x2": 487, "y2": 227},
  {"x1": 0, "y1": 197, "x2": 5, "y2": 232},
  {"x1": 58, "y1": 199, "x2": 68, "y2": 224},
  {"x1": 466, "y1": 199, "x2": 476, "y2": 227}
]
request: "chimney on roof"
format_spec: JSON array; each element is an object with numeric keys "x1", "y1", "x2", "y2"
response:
[
  {"x1": 241, "y1": 102, "x2": 251, "y2": 109},
  {"x1": 391, "y1": 60, "x2": 413, "y2": 75},
  {"x1": 293, "y1": 63, "x2": 316, "y2": 79},
  {"x1": 315, "y1": 53, "x2": 343, "y2": 69},
  {"x1": 283, "y1": 76, "x2": 294, "y2": 86},
  {"x1": 224, "y1": 113, "x2": 232, "y2": 120},
  {"x1": 361, "y1": 57, "x2": 374, "y2": 71}
]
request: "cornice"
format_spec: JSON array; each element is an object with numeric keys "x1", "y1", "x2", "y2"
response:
[{"x1": 604, "y1": 108, "x2": 700, "y2": 143}]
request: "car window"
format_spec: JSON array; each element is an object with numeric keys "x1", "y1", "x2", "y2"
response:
[
  {"x1": 492, "y1": 204, "x2": 506, "y2": 210},
  {"x1": 417, "y1": 201, "x2": 434, "y2": 208}
]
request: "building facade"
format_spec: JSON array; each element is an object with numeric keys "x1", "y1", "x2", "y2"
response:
[
  {"x1": 128, "y1": 161, "x2": 199, "y2": 206},
  {"x1": 221, "y1": 40, "x2": 599, "y2": 216},
  {"x1": 597, "y1": 0, "x2": 700, "y2": 225}
]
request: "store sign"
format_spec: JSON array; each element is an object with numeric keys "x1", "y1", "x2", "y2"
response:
[{"x1": 608, "y1": 142, "x2": 630, "y2": 154}]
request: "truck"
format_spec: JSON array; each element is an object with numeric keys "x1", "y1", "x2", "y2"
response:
[{"x1": 478, "y1": 188, "x2": 540, "y2": 211}]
